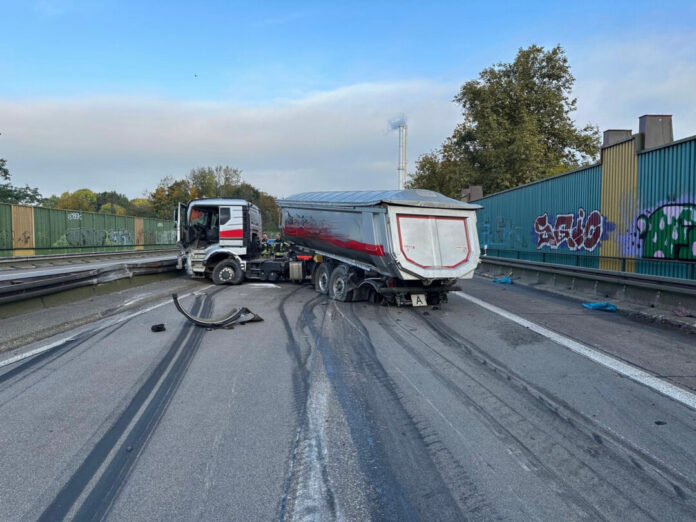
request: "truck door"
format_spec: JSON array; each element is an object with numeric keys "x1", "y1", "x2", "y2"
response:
[
  {"x1": 176, "y1": 202, "x2": 188, "y2": 244},
  {"x1": 219, "y1": 205, "x2": 244, "y2": 247}
]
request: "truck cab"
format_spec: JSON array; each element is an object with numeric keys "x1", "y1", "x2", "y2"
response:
[{"x1": 176, "y1": 198, "x2": 262, "y2": 283}]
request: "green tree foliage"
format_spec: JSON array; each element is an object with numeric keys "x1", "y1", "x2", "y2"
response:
[
  {"x1": 408, "y1": 45, "x2": 600, "y2": 197},
  {"x1": 96, "y1": 191, "x2": 130, "y2": 212},
  {"x1": 129, "y1": 198, "x2": 154, "y2": 217},
  {"x1": 98, "y1": 203, "x2": 127, "y2": 215},
  {"x1": 55, "y1": 189, "x2": 98, "y2": 212},
  {"x1": 41, "y1": 195, "x2": 60, "y2": 208},
  {"x1": 0, "y1": 158, "x2": 43, "y2": 205},
  {"x1": 188, "y1": 166, "x2": 243, "y2": 198}
]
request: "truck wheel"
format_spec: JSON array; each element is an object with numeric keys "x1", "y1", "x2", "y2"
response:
[
  {"x1": 329, "y1": 265, "x2": 353, "y2": 302},
  {"x1": 314, "y1": 263, "x2": 332, "y2": 295},
  {"x1": 212, "y1": 259, "x2": 244, "y2": 285}
]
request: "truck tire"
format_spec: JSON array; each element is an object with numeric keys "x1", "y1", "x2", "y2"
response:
[
  {"x1": 329, "y1": 265, "x2": 353, "y2": 302},
  {"x1": 212, "y1": 259, "x2": 244, "y2": 285},
  {"x1": 314, "y1": 263, "x2": 332, "y2": 295}
]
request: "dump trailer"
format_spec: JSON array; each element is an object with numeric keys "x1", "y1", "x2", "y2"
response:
[{"x1": 278, "y1": 189, "x2": 481, "y2": 306}]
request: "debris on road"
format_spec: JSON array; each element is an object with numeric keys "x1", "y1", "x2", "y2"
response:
[
  {"x1": 673, "y1": 307, "x2": 694, "y2": 318},
  {"x1": 492, "y1": 275, "x2": 513, "y2": 284},
  {"x1": 172, "y1": 293, "x2": 264, "y2": 329},
  {"x1": 150, "y1": 324, "x2": 166, "y2": 332},
  {"x1": 582, "y1": 302, "x2": 617, "y2": 312}
]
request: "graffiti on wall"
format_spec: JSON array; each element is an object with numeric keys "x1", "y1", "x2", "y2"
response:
[
  {"x1": 50, "y1": 229, "x2": 134, "y2": 248},
  {"x1": 635, "y1": 203, "x2": 696, "y2": 260},
  {"x1": 533, "y1": 208, "x2": 604, "y2": 252},
  {"x1": 480, "y1": 216, "x2": 530, "y2": 249}
]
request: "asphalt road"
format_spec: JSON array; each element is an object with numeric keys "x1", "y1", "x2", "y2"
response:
[{"x1": 1, "y1": 277, "x2": 695, "y2": 521}]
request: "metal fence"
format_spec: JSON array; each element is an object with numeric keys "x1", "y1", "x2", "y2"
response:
[
  {"x1": 0, "y1": 203, "x2": 176, "y2": 257},
  {"x1": 476, "y1": 134, "x2": 696, "y2": 280}
]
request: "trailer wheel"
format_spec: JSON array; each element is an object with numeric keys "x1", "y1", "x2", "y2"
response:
[
  {"x1": 329, "y1": 265, "x2": 353, "y2": 302},
  {"x1": 314, "y1": 263, "x2": 332, "y2": 295},
  {"x1": 211, "y1": 259, "x2": 244, "y2": 285}
]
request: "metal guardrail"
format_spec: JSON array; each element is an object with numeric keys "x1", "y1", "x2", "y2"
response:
[
  {"x1": 484, "y1": 248, "x2": 696, "y2": 280},
  {"x1": 480, "y1": 255, "x2": 696, "y2": 297},
  {"x1": 0, "y1": 259, "x2": 179, "y2": 304},
  {"x1": 0, "y1": 248, "x2": 179, "y2": 268}
]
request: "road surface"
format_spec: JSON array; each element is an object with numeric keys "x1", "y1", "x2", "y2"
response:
[{"x1": 1, "y1": 277, "x2": 695, "y2": 521}]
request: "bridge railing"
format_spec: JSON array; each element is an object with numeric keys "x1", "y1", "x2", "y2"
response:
[{"x1": 483, "y1": 248, "x2": 696, "y2": 281}]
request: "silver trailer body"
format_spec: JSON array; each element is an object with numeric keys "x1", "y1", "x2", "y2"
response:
[{"x1": 278, "y1": 189, "x2": 481, "y2": 281}]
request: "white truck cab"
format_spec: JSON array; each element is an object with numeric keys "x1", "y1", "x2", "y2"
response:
[{"x1": 176, "y1": 198, "x2": 262, "y2": 283}]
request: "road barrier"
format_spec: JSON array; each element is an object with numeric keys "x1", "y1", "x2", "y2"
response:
[
  {"x1": 0, "y1": 203, "x2": 176, "y2": 257},
  {"x1": 0, "y1": 257, "x2": 178, "y2": 304}
]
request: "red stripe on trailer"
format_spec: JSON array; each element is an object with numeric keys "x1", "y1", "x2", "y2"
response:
[
  {"x1": 282, "y1": 225, "x2": 385, "y2": 257},
  {"x1": 220, "y1": 229, "x2": 243, "y2": 239}
]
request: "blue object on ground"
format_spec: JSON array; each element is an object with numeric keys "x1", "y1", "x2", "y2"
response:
[
  {"x1": 492, "y1": 276, "x2": 512, "y2": 284},
  {"x1": 582, "y1": 302, "x2": 617, "y2": 312}
]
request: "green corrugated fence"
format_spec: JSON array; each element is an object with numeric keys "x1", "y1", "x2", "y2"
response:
[
  {"x1": 0, "y1": 203, "x2": 176, "y2": 257},
  {"x1": 0, "y1": 203, "x2": 11, "y2": 257}
]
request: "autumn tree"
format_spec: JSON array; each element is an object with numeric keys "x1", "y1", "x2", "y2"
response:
[
  {"x1": 55, "y1": 189, "x2": 98, "y2": 212},
  {"x1": 0, "y1": 158, "x2": 43, "y2": 205},
  {"x1": 96, "y1": 191, "x2": 130, "y2": 213},
  {"x1": 408, "y1": 45, "x2": 600, "y2": 197},
  {"x1": 129, "y1": 198, "x2": 154, "y2": 217},
  {"x1": 147, "y1": 167, "x2": 279, "y2": 230},
  {"x1": 98, "y1": 203, "x2": 127, "y2": 215}
]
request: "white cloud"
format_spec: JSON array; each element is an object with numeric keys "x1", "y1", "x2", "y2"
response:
[
  {"x1": 571, "y1": 32, "x2": 696, "y2": 139},
  {"x1": 2, "y1": 32, "x2": 694, "y2": 203},
  {"x1": 0, "y1": 81, "x2": 462, "y2": 199}
]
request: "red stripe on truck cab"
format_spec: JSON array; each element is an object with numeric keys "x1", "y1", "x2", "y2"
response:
[{"x1": 220, "y1": 229, "x2": 243, "y2": 239}]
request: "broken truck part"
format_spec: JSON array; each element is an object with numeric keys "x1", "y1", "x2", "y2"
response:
[{"x1": 172, "y1": 293, "x2": 263, "y2": 328}]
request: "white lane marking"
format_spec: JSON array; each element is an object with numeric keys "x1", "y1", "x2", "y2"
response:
[
  {"x1": 454, "y1": 291, "x2": 696, "y2": 412},
  {"x1": 0, "y1": 286, "x2": 213, "y2": 370},
  {"x1": 246, "y1": 283, "x2": 280, "y2": 288}
]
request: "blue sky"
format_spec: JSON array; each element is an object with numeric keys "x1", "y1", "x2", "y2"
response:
[{"x1": 1, "y1": 1, "x2": 695, "y2": 198}]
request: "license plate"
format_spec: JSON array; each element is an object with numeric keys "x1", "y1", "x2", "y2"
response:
[{"x1": 410, "y1": 294, "x2": 427, "y2": 307}]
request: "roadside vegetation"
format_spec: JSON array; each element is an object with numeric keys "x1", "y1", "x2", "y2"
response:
[
  {"x1": 407, "y1": 44, "x2": 601, "y2": 198},
  {"x1": 0, "y1": 161, "x2": 279, "y2": 230}
]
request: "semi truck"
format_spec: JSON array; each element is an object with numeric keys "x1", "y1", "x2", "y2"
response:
[{"x1": 175, "y1": 190, "x2": 481, "y2": 306}]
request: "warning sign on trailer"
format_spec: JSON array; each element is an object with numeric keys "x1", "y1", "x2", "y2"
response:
[{"x1": 411, "y1": 294, "x2": 427, "y2": 306}]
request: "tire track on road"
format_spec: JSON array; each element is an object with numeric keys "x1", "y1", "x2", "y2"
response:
[
  {"x1": 38, "y1": 289, "x2": 220, "y2": 521},
  {"x1": 379, "y1": 306, "x2": 695, "y2": 520},
  {"x1": 420, "y1": 311, "x2": 696, "y2": 506}
]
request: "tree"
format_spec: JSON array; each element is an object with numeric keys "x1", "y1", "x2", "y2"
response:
[
  {"x1": 0, "y1": 158, "x2": 43, "y2": 205},
  {"x1": 129, "y1": 198, "x2": 154, "y2": 217},
  {"x1": 409, "y1": 45, "x2": 600, "y2": 197},
  {"x1": 55, "y1": 189, "x2": 98, "y2": 212},
  {"x1": 147, "y1": 168, "x2": 279, "y2": 229},
  {"x1": 96, "y1": 191, "x2": 130, "y2": 212},
  {"x1": 406, "y1": 134, "x2": 474, "y2": 197},
  {"x1": 98, "y1": 203, "x2": 127, "y2": 215},
  {"x1": 188, "y1": 165, "x2": 243, "y2": 198},
  {"x1": 42, "y1": 195, "x2": 60, "y2": 208}
]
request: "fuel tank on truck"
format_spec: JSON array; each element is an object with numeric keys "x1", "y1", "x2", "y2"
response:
[{"x1": 278, "y1": 189, "x2": 482, "y2": 281}]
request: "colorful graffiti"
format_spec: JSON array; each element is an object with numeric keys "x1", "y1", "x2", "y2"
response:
[
  {"x1": 533, "y1": 208, "x2": 604, "y2": 251},
  {"x1": 636, "y1": 203, "x2": 696, "y2": 260}
]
